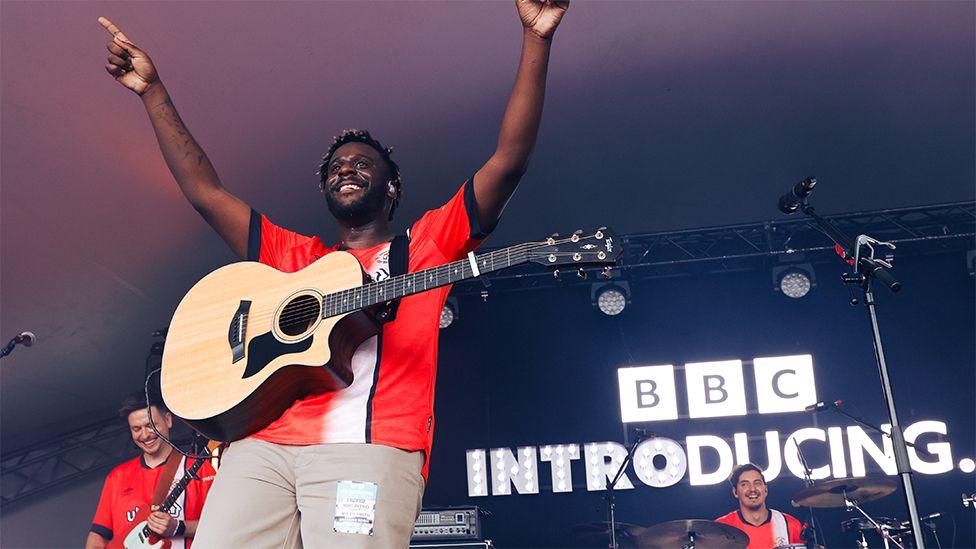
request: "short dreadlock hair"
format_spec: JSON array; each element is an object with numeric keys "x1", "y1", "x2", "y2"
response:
[{"x1": 316, "y1": 129, "x2": 402, "y2": 220}]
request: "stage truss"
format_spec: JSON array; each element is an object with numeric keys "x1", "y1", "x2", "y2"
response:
[{"x1": 2, "y1": 201, "x2": 972, "y2": 508}]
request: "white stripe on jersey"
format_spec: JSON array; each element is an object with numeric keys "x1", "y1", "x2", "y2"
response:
[
  {"x1": 317, "y1": 335, "x2": 379, "y2": 443},
  {"x1": 317, "y1": 246, "x2": 388, "y2": 443}
]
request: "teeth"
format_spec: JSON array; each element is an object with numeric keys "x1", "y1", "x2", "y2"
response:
[{"x1": 339, "y1": 184, "x2": 360, "y2": 192}]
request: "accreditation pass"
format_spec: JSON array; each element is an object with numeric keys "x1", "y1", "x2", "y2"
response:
[{"x1": 333, "y1": 480, "x2": 378, "y2": 535}]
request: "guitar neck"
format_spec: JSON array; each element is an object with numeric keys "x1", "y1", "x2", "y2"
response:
[
  {"x1": 155, "y1": 457, "x2": 206, "y2": 516},
  {"x1": 321, "y1": 242, "x2": 534, "y2": 318}
]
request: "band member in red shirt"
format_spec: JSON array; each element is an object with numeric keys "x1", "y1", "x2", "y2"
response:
[
  {"x1": 716, "y1": 463, "x2": 804, "y2": 549},
  {"x1": 97, "y1": 1, "x2": 569, "y2": 546},
  {"x1": 86, "y1": 393, "x2": 215, "y2": 549}
]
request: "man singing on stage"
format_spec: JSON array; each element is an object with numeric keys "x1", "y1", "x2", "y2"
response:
[
  {"x1": 98, "y1": 1, "x2": 568, "y2": 546},
  {"x1": 86, "y1": 393, "x2": 215, "y2": 549},
  {"x1": 716, "y1": 463, "x2": 804, "y2": 549}
]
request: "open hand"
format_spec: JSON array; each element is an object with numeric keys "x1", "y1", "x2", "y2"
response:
[
  {"x1": 98, "y1": 17, "x2": 158, "y2": 95},
  {"x1": 516, "y1": 0, "x2": 569, "y2": 41}
]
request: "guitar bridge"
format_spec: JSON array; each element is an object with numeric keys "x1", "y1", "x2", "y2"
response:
[{"x1": 228, "y1": 301, "x2": 251, "y2": 363}]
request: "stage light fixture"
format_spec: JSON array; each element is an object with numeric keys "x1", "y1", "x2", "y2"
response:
[
  {"x1": 592, "y1": 282, "x2": 631, "y2": 316},
  {"x1": 439, "y1": 297, "x2": 459, "y2": 329},
  {"x1": 772, "y1": 264, "x2": 816, "y2": 299}
]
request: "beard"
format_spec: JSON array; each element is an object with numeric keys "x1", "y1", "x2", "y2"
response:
[{"x1": 324, "y1": 180, "x2": 389, "y2": 225}]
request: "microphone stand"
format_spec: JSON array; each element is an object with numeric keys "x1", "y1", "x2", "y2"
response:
[
  {"x1": 827, "y1": 403, "x2": 916, "y2": 449},
  {"x1": 605, "y1": 430, "x2": 650, "y2": 549},
  {"x1": 797, "y1": 200, "x2": 925, "y2": 548}
]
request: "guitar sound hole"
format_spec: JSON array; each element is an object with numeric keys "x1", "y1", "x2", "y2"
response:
[{"x1": 278, "y1": 295, "x2": 321, "y2": 336}]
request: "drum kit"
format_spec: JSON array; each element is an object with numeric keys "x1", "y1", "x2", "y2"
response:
[{"x1": 573, "y1": 475, "x2": 931, "y2": 549}]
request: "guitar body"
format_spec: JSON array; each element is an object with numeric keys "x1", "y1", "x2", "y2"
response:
[
  {"x1": 122, "y1": 519, "x2": 171, "y2": 549},
  {"x1": 161, "y1": 251, "x2": 379, "y2": 441}
]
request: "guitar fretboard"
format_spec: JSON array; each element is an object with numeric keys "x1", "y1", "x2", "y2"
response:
[{"x1": 321, "y1": 243, "x2": 533, "y2": 318}]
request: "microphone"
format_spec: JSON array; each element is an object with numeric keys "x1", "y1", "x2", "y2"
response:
[
  {"x1": 778, "y1": 177, "x2": 817, "y2": 214},
  {"x1": 632, "y1": 427, "x2": 656, "y2": 439},
  {"x1": 1, "y1": 331, "x2": 36, "y2": 358},
  {"x1": 804, "y1": 399, "x2": 842, "y2": 413},
  {"x1": 902, "y1": 513, "x2": 941, "y2": 527},
  {"x1": 14, "y1": 332, "x2": 35, "y2": 347}
]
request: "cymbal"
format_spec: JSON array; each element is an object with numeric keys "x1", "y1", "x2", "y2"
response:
[
  {"x1": 635, "y1": 519, "x2": 748, "y2": 548},
  {"x1": 792, "y1": 476, "x2": 898, "y2": 508},
  {"x1": 571, "y1": 521, "x2": 646, "y2": 547}
]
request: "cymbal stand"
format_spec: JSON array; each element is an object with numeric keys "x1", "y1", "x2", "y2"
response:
[
  {"x1": 793, "y1": 439, "x2": 823, "y2": 548},
  {"x1": 682, "y1": 530, "x2": 697, "y2": 549},
  {"x1": 605, "y1": 432, "x2": 647, "y2": 549},
  {"x1": 844, "y1": 491, "x2": 904, "y2": 549}
]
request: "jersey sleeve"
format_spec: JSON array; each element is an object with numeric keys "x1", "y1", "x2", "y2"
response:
[
  {"x1": 184, "y1": 459, "x2": 217, "y2": 522},
  {"x1": 786, "y1": 513, "x2": 805, "y2": 543},
  {"x1": 90, "y1": 471, "x2": 116, "y2": 540},
  {"x1": 246, "y1": 209, "x2": 315, "y2": 267},
  {"x1": 409, "y1": 179, "x2": 492, "y2": 261}
]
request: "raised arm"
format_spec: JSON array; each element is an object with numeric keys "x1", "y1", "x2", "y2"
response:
[
  {"x1": 472, "y1": 0, "x2": 569, "y2": 232},
  {"x1": 98, "y1": 17, "x2": 251, "y2": 259}
]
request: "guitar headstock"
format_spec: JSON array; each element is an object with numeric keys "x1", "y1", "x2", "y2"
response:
[{"x1": 526, "y1": 227, "x2": 622, "y2": 269}]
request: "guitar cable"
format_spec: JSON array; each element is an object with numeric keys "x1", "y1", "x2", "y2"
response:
[{"x1": 144, "y1": 368, "x2": 214, "y2": 460}]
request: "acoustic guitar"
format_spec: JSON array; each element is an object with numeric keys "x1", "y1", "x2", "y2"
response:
[{"x1": 160, "y1": 228, "x2": 620, "y2": 441}]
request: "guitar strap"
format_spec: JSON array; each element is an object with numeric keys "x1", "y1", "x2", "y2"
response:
[
  {"x1": 376, "y1": 232, "x2": 410, "y2": 323},
  {"x1": 150, "y1": 450, "x2": 183, "y2": 508}
]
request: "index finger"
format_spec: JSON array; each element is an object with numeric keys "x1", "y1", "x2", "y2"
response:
[{"x1": 97, "y1": 16, "x2": 132, "y2": 43}]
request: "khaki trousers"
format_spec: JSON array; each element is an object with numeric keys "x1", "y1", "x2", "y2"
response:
[{"x1": 193, "y1": 439, "x2": 425, "y2": 549}]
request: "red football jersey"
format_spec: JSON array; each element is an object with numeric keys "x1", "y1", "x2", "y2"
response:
[
  {"x1": 716, "y1": 509, "x2": 803, "y2": 549},
  {"x1": 247, "y1": 181, "x2": 488, "y2": 479},
  {"x1": 91, "y1": 455, "x2": 216, "y2": 548}
]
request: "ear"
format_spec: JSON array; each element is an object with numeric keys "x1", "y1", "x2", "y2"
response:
[{"x1": 164, "y1": 412, "x2": 173, "y2": 429}]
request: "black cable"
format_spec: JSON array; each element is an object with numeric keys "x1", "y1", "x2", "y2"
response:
[
  {"x1": 144, "y1": 368, "x2": 212, "y2": 460},
  {"x1": 948, "y1": 512, "x2": 956, "y2": 549}
]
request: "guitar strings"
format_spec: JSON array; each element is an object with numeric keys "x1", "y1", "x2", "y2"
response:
[
  {"x1": 262, "y1": 243, "x2": 537, "y2": 331},
  {"x1": 243, "y1": 240, "x2": 607, "y2": 333},
  {"x1": 223, "y1": 235, "x2": 607, "y2": 334},
  {"x1": 272, "y1": 245, "x2": 600, "y2": 330},
  {"x1": 246, "y1": 241, "x2": 540, "y2": 330}
]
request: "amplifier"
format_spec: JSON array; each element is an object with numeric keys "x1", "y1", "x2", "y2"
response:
[
  {"x1": 409, "y1": 542, "x2": 493, "y2": 549},
  {"x1": 411, "y1": 506, "x2": 482, "y2": 541}
]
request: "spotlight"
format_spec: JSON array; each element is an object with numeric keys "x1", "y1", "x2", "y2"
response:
[
  {"x1": 591, "y1": 282, "x2": 630, "y2": 316},
  {"x1": 772, "y1": 264, "x2": 815, "y2": 298},
  {"x1": 440, "y1": 297, "x2": 458, "y2": 329}
]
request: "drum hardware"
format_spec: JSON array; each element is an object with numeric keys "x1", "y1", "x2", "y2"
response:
[
  {"x1": 792, "y1": 438, "x2": 824, "y2": 548},
  {"x1": 634, "y1": 519, "x2": 748, "y2": 549},
  {"x1": 571, "y1": 522, "x2": 645, "y2": 548},
  {"x1": 964, "y1": 492, "x2": 976, "y2": 511},
  {"x1": 793, "y1": 477, "x2": 901, "y2": 549},
  {"x1": 842, "y1": 516, "x2": 910, "y2": 549},
  {"x1": 604, "y1": 428, "x2": 655, "y2": 548}
]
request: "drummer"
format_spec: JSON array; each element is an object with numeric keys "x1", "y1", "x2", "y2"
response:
[{"x1": 715, "y1": 463, "x2": 804, "y2": 548}]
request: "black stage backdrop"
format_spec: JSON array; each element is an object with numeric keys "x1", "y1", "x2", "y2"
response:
[{"x1": 425, "y1": 249, "x2": 975, "y2": 548}]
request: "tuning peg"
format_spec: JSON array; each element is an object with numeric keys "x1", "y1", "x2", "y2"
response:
[
  {"x1": 571, "y1": 229, "x2": 582, "y2": 243},
  {"x1": 601, "y1": 267, "x2": 613, "y2": 279},
  {"x1": 577, "y1": 268, "x2": 587, "y2": 279},
  {"x1": 553, "y1": 269, "x2": 561, "y2": 280}
]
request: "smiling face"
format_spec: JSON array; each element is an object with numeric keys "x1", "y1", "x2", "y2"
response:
[
  {"x1": 322, "y1": 141, "x2": 397, "y2": 225},
  {"x1": 733, "y1": 469, "x2": 769, "y2": 512},
  {"x1": 127, "y1": 405, "x2": 172, "y2": 459}
]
